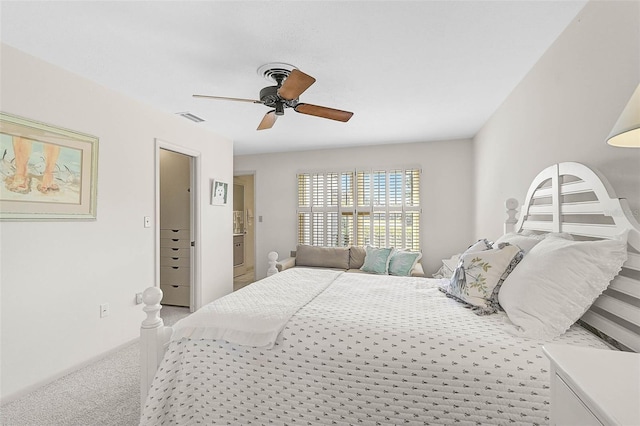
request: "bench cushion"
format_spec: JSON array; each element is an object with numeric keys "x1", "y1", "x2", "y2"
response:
[
  {"x1": 296, "y1": 245, "x2": 350, "y2": 270},
  {"x1": 349, "y1": 246, "x2": 367, "y2": 269}
]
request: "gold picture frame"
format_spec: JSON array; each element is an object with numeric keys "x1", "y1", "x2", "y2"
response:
[{"x1": 0, "y1": 112, "x2": 98, "y2": 220}]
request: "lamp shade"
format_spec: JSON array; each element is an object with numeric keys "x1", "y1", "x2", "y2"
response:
[{"x1": 607, "y1": 84, "x2": 640, "y2": 147}]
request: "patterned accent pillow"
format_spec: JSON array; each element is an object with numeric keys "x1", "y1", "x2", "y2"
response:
[
  {"x1": 435, "y1": 239, "x2": 491, "y2": 280},
  {"x1": 442, "y1": 242, "x2": 523, "y2": 315},
  {"x1": 465, "y1": 238, "x2": 493, "y2": 253},
  {"x1": 360, "y1": 246, "x2": 394, "y2": 274},
  {"x1": 493, "y1": 232, "x2": 543, "y2": 254},
  {"x1": 388, "y1": 250, "x2": 422, "y2": 276}
]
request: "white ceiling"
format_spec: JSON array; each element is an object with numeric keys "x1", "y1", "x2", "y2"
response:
[{"x1": 1, "y1": 1, "x2": 587, "y2": 155}]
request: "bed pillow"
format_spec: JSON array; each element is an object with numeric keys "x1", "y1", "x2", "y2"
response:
[
  {"x1": 360, "y1": 246, "x2": 394, "y2": 274},
  {"x1": 465, "y1": 238, "x2": 493, "y2": 254},
  {"x1": 519, "y1": 230, "x2": 575, "y2": 241},
  {"x1": 498, "y1": 233, "x2": 628, "y2": 340},
  {"x1": 432, "y1": 239, "x2": 491, "y2": 279},
  {"x1": 442, "y1": 242, "x2": 523, "y2": 314},
  {"x1": 544, "y1": 232, "x2": 575, "y2": 241},
  {"x1": 432, "y1": 254, "x2": 461, "y2": 279},
  {"x1": 295, "y1": 245, "x2": 350, "y2": 269},
  {"x1": 433, "y1": 239, "x2": 491, "y2": 279},
  {"x1": 494, "y1": 232, "x2": 543, "y2": 254},
  {"x1": 388, "y1": 250, "x2": 422, "y2": 276}
]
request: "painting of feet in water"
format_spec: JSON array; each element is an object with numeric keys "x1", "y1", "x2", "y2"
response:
[{"x1": 0, "y1": 113, "x2": 98, "y2": 220}]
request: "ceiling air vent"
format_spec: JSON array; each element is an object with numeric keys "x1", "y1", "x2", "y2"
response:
[{"x1": 176, "y1": 112, "x2": 205, "y2": 123}]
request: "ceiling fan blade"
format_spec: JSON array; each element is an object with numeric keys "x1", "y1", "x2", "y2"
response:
[
  {"x1": 278, "y1": 69, "x2": 316, "y2": 100},
  {"x1": 294, "y1": 103, "x2": 354, "y2": 122},
  {"x1": 257, "y1": 110, "x2": 277, "y2": 130},
  {"x1": 193, "y1": 94, "x2": 262, "y2": 104}
]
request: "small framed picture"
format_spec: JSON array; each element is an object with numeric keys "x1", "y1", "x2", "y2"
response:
[{"x1": 211, "y1": 179, "x2": 228, "y2": 206}]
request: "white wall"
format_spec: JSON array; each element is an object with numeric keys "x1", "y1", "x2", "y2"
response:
[
  {"x1": 0, "y1": 44, "x2": 234, "y2": 401},
  {"x1": 473, "y1": 0, "x2": 640, "y2": 239},
  {"x1": 234, "y1": 139, "x2": 474, "y2": 279}
]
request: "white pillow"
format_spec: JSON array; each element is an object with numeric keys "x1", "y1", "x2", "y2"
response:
[
  {"x1": 495, "y1": 231, "x2": 575, "y2": 255},
  {"x1": 494, "y1": 232, "x2": 543, "y2": 254},
  {"x1": 432, "y1": 254, "x2": 461, "y2": 279},
  {"x1": 498, "y1": 233, "x2": 628, "y2": 340},
  {"x1": 519, "y1": 230, "x2": 575, "y2": 241}
]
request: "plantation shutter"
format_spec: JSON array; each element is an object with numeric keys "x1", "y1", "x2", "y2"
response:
[{"x1": 298, "y1": 168, "x2": 420, "y2": 250}]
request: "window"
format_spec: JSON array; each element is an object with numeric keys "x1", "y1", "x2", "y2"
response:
[{"x1": 297, "y1": 168, "x2": 421, "y2": 250}]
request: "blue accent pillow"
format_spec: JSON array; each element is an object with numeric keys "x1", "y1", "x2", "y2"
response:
[
  {"x1": 360, "y1": 246, "x2": 394, "y2": 274},
  {"x1": 388, "y1": 250, "x2": 422, "y2": 276}
]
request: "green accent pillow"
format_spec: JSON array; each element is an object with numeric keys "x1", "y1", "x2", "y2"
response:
[
  {"x1": 360, "y1": 246, "x2": 394, "y2": 274},
  {"x1": 388, "y1": 250, "x2": 422, "y2": 276}
]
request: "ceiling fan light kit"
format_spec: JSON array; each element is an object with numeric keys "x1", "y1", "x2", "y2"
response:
[{"x1": 194, "y1": 62, "x2": 353, "y2": 130}]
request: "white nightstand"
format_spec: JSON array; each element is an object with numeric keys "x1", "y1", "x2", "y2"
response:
[{"x1": 543, "y1": 343, "x2": 640, "y2": 425}]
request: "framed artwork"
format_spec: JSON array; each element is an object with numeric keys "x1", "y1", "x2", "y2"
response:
[
  {"x1": 210, "y1": 179, "x2": 228, "y2": 206},
  {"x1": 0, "y1": 112, "x2": 99, "y2": 220}
]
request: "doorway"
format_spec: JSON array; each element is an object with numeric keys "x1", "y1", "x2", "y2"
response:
[
  {"x1": 233, "y1": 173, "x2": 255, "y2": 291},
  {"x1": 156, "y1": 141, "x2": 200, "y2": 311}
]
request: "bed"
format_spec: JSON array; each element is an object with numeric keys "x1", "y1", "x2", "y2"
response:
[{"x1": 140, "y1": 161, "x2": 640, "y2": 425}]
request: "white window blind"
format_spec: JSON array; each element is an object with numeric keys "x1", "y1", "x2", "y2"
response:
[{"x1": 297, "y1": 168, "x2": 421, "y2": 250}]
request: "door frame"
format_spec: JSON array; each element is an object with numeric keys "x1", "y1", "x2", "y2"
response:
[
  {"x1": 155, "y1": 139, "x2": 202, "y2": 311},
  {"x1": 234, "y1": 170, "x2": 257, "y2": 283}
]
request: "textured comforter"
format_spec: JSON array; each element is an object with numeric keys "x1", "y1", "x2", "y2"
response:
[
  {"x1": 171, "y1": 268, "x2": 342, "y2": 348},
  {"x1": 141, "y1": 271, "x2": 610, "y2": 425}
]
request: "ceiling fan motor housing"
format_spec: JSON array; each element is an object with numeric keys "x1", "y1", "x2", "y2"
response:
[{"x1": 259, "y1": 86, "x2": 297, "y2": 114}]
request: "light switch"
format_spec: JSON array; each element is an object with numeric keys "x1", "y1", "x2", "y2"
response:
[
  {"x1": 144, "y1": 216, "x2": 151, "y2": 228},
  {"x1": 259, "y1": 215, "x2": 263, "y2": 223}
]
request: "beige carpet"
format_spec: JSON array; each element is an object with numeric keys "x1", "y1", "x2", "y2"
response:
[{"x1": 0, "y1": 306, "x2": 190, "y2": 426}]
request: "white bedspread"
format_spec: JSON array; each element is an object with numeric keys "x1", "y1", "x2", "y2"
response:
[
  {"x1": 142, "y1": 272, "x2": 611, "y2": 425},
  {"x1": 171, "y1": 268, "x2": 342, "y2": 348}
]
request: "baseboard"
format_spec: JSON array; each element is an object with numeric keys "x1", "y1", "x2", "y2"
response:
[{"x1": 0, "y1": 337, "x2": 139, "y2": 406}]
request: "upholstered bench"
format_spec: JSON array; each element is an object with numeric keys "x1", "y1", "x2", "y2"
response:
[{"x1": 276, "y1": 245, "x2": 425, "y2": 277}]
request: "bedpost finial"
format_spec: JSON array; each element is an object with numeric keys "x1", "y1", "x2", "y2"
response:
[
  {"x1": 143, "y1": 286, "x2": 163, "y2": 306},
  {"x1": 504, "y1": 198, "x2": 519, "y2": 234},
  {"x1": 267, "y1": 251, "x2": 279, "y2": 276},
  {"x1": 142, "y1": 287, "x2": 164, "y2": 328}
]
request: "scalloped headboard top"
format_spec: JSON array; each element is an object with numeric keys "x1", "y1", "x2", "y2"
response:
[{"x1": 515, "y1": 162, "x2": 640, "y2": 352}]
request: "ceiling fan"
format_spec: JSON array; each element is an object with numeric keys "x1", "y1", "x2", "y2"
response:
[{"x1": 193, "y1": 63, "x2": 354, "y2": 130}]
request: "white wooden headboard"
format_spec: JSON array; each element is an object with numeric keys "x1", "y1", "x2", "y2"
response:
[{"x1": 510, "y1": 162, "x2": 640, "y2": 352}]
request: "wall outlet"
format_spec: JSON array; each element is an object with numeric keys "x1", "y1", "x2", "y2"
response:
[
  {"x1": 135, "y1": 292, "x2": 143, "y2": 304},
  {"x1": 100, "y1": 303, "x2": 109, "y2": 318}
]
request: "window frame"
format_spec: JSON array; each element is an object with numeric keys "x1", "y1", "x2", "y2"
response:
[{"x1": 297, "y1": 167, "x2": 421, "y2": 250}]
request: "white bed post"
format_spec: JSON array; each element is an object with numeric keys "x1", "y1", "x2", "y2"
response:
[
  {"x1": 140, "y1": 287, "x2": 171, "y2": 411},
  {"x1": 504, "y1": 198, "x2": 519, "y2": 234},
  {"x1": 267, "y1": 251, "x2": 279, "y2": 276}
]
